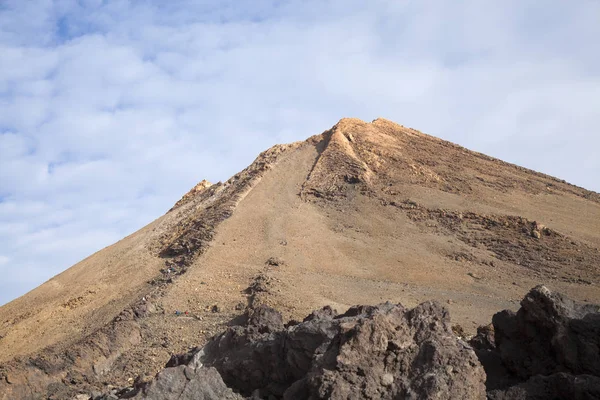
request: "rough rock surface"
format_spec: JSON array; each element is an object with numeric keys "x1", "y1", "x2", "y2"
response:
[
  {"x1": 155, "y1": 302, "x2": 486, "y2": 400},
  {"x1": 132, "y1": 365, "x2": 242, "y2": 400},
  {"x1": 471, "y1": 285, "x2": 600, "y2": 399},
  {"x1": 93, "y1": 287, "x2": 600, "y2": 399},
  {"x1": 487, "y1": 373, "x2": 600, "y2": 400}
]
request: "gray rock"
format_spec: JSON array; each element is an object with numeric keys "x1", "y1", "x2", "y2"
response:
[
  {"x1": 133, "y1": 365, "x2": 241, "y2": 400},
  {"x1": 474, "y1": 285, "x2": 600, "y2": 399},
  {"x1": 488, "y1": 373, "x2": 600, "y2": 400},
  {"x1": 266, "y1": 257, "x2": 285, "y2": 267},
  {"x1": 136, "y1": 285, "x2": 600, "y2": 399},
  {"x1": 493, "y1": 285, "x2": 600, "y2": 378},
  {"x1": 469, "y1": 323, "x2": 495, "y2": 351},
  {"x1": 199, "y1": 301, "x2": 486, "y2": 399}
]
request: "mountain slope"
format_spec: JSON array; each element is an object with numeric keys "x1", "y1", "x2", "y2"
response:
[{"x1": 1, "y1": 118, "x2": 599, "y2": 399}]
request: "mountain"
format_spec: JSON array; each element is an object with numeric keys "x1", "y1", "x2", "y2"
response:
[{"x1": 1, "y1": 118, "x2": 599, "y2": 399}]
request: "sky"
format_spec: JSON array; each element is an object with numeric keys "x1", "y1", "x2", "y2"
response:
[{"x1": 1, "y1": 0, "x2": 599, "y2": 306}]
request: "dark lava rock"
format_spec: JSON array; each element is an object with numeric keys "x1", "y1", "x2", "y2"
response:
[
  {"x1": 266, "y1": 257, "x2": 285, "y2": 267},
  {"x1": 132, "y1": 301, "x2": 157, "y2": 318},
  {"x1": 165, "y1": 347, "x2": 201, "y2": 368},
  {"x1": 246, "y1": 304, "x2": 285, "y2": 334},
  {"x1": 302, "y1": 304, "x2": 338, "y2": 322},
  {"x1": 469, "y1": 323, "x2": 495, "y2": 352},
  {"x1": 135, "y1": 286, "x2": 600, "y2": 399},
  {"x1": 487, "y1": 373, "x2": 600, "y2": 400},
  {"x1": 198, "y1": 301, "x2": 486, "y2": 399},
  {"x1": 494, "y1": 285, "x2": 600, "y2": 378},
  {"x1": 132, "y1": 365, "x2": 241, "y2": 400},
  {"x1": 472, "y1": 285, "x2": 600, "y2": 399}
]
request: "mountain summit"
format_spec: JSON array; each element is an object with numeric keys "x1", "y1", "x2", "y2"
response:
[{"x1": 1, "y1": 118, "x2": 599, "y2": 399}]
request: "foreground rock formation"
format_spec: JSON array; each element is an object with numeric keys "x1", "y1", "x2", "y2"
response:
[
  {"x1": 132, "y1": 301, "x2": 486, "y2": 400},
  {"x1": 101, "y1": 286, "x2": 598, "y2": 399},
  {"x1": 473, "y1": 286, "x2": 600, "y2": 399}
]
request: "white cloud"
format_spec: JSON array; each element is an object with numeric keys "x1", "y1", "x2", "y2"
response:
[{"x1": 1, "y1": 0, "x2": 599, "y2": 305}]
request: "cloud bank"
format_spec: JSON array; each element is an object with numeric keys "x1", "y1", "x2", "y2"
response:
[{"x1": 1, "y1": 0, "x2": 599, "y2": 305}]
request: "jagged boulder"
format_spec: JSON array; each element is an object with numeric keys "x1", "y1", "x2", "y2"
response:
[
  {"x1": 197, "y1": 301, "x2": 486, "y2": 399},
  {"x1": 284, "y1": 302, "x2": 486, "y2": 400},
  {"x1": 487, "y1": 373, "x2": 600, "y2": 400},
  {"x1": 493, "y1": 285, "x2": 600, "y2": 378},
  {"x1": 132, "y1": 365, "x2": 241, "y2": 400},
  {"x1": 118, "y1": 286, "x2": 600, "y2": 399},
  {"x1": 472, "y1": 285, "x2": 600, "y2": 399},
  {"x1": 200, "y1": 305, "x2": 291, "y2": 396}
]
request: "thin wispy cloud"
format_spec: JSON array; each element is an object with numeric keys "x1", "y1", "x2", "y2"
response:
[{"x1": 1, "y1": 0, "x2": 599, "y2": 305}]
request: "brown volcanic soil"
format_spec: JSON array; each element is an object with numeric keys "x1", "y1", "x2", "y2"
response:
[{"x1": 1, "y1": 118, "x2": 599, "y2": 398}]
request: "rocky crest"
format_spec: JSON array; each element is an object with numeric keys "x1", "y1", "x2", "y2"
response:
[
  {"x1": 170, "y1": 180, "x2": 213, "y2": 211},
  {"x1": 0, "y1": 142, "x2": 303, "y2": 400}
]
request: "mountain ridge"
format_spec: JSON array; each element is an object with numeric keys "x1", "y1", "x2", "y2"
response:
[{"x1": 1, "y1": 117, "x2": 599, "y2": 399}]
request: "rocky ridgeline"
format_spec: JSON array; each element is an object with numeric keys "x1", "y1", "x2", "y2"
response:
[{"x1": 71, "y1": 286, "x2": 600, "y2": 399}]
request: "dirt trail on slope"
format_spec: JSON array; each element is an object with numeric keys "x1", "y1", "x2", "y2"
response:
[
  {"x1": 0, "y1": 140, "x2": 306, "y2": 399},
  {"x1": 155, "y1": 121, "x2": 600, "y2": 355}
]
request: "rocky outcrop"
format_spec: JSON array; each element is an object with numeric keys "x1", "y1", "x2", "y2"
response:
[
  {"x1": 301, "y1": 120, "x2": 374, "y2": 200},
  {"x1": 471, "y1": 285, "x2": 600, "y2": 399},
  {"x1": 86, "y1": 286, "x2": 600, "y2": 399},
  {"x1": 170, "y1": 180, "x2": 214, "y2": 211},
  {"x1": 139, "y1": 302, "x2": 486, "y2": 399},
  {"x1": 5, "y1": 286, "x2": 596, "y2": 399},
  {"x1": 132, "y1": 366, "x2": 242, "y2": 400},
  {"x1": 488, "y1": 373, "x2": 600, "y2": 400}
]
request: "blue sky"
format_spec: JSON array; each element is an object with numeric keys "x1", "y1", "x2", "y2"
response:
[{"x1": 1, "y1": 0, "x2": 599, "y2": 306}]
